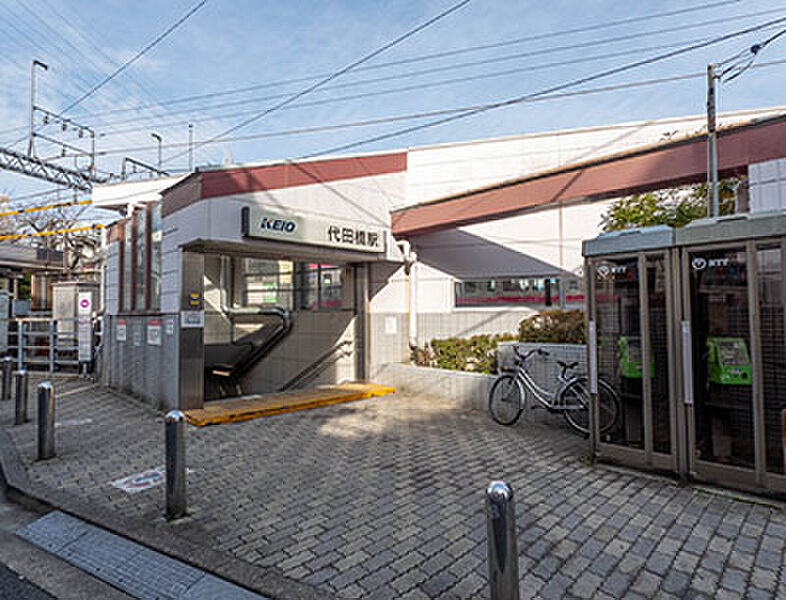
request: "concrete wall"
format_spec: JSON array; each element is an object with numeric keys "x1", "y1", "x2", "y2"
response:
[
  {"x1": 372, "y1": 363, "x2": 562, "y2": 427},
  {"x1": 750, "y1": 158, "x2": 786, "y2": 213},
  {"x1": 497, "y1": 342, "x2": 587, "y2": 388},
  {"x1": 103, "y1": 314, "x2": 180, "y2": 411}
]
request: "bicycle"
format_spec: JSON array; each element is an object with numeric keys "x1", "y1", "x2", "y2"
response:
[{"x1": 488, "y1": 346, "x2": 619, "y2": 436}]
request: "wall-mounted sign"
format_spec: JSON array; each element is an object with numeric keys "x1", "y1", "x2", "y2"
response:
[
  {"x1": 116, "y1": 319, "x2": 127, "y2": 342},
  {"x1": 77, "y1": 292, "x2": 92, "y2": 315},
  {"x1": 147, "y1": 318, "x2": 162, "y2": 346},
  {"x1": 241, "y1": 206, "x2": 386, "y2": 253},
  {"x1": 165, "y1": 318, "x2": 175, "y2": 336},
  {"x1": 77, "y1": 291, "x2": 93, "y2": 362},
  {"x1": 180, "y1": 311, "x2": 205, "y2": 329}
]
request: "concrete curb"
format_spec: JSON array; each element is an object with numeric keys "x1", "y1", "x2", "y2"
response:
[{"x1": 0, "y1": 423, "x2": 335, "y2": 600}]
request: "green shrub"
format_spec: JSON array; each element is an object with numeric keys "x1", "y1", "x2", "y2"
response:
[
  {"x1": 518, "y1": 309, "x2": 586, "y2": 344},
  {"x1": 411, "y1": 309, "x2": 586, "y2": 373},
  {"x1": 413, "y1": 333, "x2": 515, "y2": 374}
]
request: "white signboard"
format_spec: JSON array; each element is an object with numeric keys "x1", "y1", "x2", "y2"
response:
[
  {"x1": 147, "y1": 319, "x2": 162, "y2": 346},
  {"x1": 132, "y1": 327, "x2": 142, "y2": 347},
  {"x1": 77, "y1": 292, "x2": 92, "y2": 362},
  {"x1": 77, "y1": 292, "x2": 92, "y2": 315},
  {"x1": 180, "y1": 310, "x2": 205, "y2": 329},
  {"x1": 165, "y1": 317, "x2": 175, "y2": 336},
  {"x1": 241, "y1": 206, "x2": 386, "y2": 253},
  {"x1": 116, "y1": 319, "x2": 127, "y2": 342},
  {"x1": 384, "y1": 316, "x2": 397, "y2": 335}
]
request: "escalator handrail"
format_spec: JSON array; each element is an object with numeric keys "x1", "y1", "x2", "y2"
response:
[{"x1": 220, "y1": 306, "x2": 292, "y2": 381}]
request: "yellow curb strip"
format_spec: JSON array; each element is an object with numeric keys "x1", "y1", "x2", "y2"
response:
[{"x1": 184, "y1": 384, "x2": 395, "y2": 427}]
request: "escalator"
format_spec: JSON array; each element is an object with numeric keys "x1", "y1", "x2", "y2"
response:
[{"x1": 204, "y1": 307, "x2": 291, "y2": 399}]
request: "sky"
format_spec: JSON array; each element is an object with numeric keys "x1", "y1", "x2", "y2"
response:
[{"x1": 0, "y1": 0, "x2": 785, "y2": 216}]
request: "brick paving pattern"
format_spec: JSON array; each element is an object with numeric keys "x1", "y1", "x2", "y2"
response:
[{"x1": 4, "y1": 376, "x2": 786, "y2": 599}]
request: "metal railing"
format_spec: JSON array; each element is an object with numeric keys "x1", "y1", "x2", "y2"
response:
[
  {"x1": 279, "y1": 339, "x2": 353, "y2": 391},
  {"x1": 0, "y1": 316, "x2": 99, "y2": 373}
]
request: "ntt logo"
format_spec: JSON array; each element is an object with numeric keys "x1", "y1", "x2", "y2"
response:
[{"x1": 260, "y1": 217, "x2": 296, "y2": 233}]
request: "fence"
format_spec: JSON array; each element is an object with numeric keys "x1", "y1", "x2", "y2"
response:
[{"x1": 1, "y1": 316, "x2": 101, "y2": 373}]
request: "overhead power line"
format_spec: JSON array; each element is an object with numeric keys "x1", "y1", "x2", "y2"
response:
[
  {"x1": 0, "y1": 223, "x2": 104, "y2": 242},
  {"x1": 27, "y1": 0, "x2": 747, "y2": 124},
  {"x1": 306, "y1": 17, "x2": 786, "y2": 158},
  {"x1": 60, "y1": 0, "x2": 208, "y2": 114},
  {"x1": 67, "y1": 26, "x2": 786, "y2": 141},
  {"x1": 4, "y1": 0, "x2": 210, "y2": 151},
  {"x1": 164, "y1": 0, "x2": 474, "y2": 164},
  {"x1": 0, "y1": 198, "x2": 91, "y2": 219},
  {"x1": 50, "y1": 58, "x2": 786, "y2": 159}
]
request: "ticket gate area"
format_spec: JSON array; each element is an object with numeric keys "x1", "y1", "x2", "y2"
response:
[{"x1": 584, "y1": 213, "x2": 786, "y2": 497}]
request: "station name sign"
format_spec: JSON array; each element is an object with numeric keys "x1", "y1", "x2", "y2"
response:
[{"x1": 241, "y1": 206, "x2": 386, "y2": 253}]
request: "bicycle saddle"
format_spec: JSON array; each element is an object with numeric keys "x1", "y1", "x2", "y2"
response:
[{"x1": 557, "y1": 360, "x2": 579, "y2": 370}]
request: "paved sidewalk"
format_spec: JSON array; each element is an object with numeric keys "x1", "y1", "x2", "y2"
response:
[{"x1": 1, "y1": 376, "x2": 786, "y2": 599}]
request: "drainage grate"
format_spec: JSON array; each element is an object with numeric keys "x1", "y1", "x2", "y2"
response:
[{"x1": 17, "y1": 512, "x2": 268, "y2": 600}]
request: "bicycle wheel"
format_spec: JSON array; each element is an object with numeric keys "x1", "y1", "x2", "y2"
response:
[
  {"x1": 559, "y1": 377, "x2": 620, "y2": 436},
  {"x1": 488, "y1": 374, "x2": 525, "y2": 426},
  {"x1": 596, "y1": 379, "x2": 620, "y2": 435},
  {"x1": 559, "y1": 378, "x2": 590, "y2": 436}
]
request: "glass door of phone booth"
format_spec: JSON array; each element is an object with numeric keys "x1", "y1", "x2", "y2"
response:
[
  {"x1": 589, "y1": 251, "x2": 677, "y2": 472},
  {"x1": 682, "y1": 240, "x2": 786, "y2": 494}
]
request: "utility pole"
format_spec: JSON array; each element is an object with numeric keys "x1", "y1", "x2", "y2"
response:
[
  {"x1": 27, "y1": 60, "x2": 48, "y2": 157},
  {"x1": 151, "y1": 132, "x2": 162, "y2": 172},
  {"x1": 706, "y1": 63, "x2": 719, "y2": 218},
  {"x1": 188, "y1": 123, "x2": 194, "y2": 171}
]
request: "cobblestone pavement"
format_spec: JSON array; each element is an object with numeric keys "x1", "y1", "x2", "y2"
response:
[{"x1": 3, "y1": 376, "x2": 786, "y2": 599}]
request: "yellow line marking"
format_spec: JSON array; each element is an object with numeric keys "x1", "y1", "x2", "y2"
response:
[{"x1": 184, "y1": 383, "x2": 395, "y2": 427}]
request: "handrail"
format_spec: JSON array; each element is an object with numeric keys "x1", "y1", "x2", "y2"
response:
[
  {"x1": 228, "y1": 307, "x2": 292, "y2": 379},
  {"x1": 279, "y1": 339, "x2": 353, "y2": 391},
  {"x1": 212, "y1": 255, "x2": 294, "y2": 392}
]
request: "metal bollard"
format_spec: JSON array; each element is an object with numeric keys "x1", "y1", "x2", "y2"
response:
[
  {"x1": 1, "y1": 357, "x2": 12, "y2": 401},
  {"x1": 13, "y1": 369, "x2": 28, "y2": 425},
  {"x1": 165, "y1": 410, "x2": 187, "y2": 520},
  {"x1": 17, "y1": 321, "x2": 25, "y2": 371},
  {"x1": 486, "y1": 481, "x2": 520, "y2": 600},
  {"x1": 37, "y1": 381, "x2": 55, "y2": 460}
]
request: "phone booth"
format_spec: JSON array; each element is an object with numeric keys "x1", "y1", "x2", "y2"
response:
[
  {"x1": 677, "y1": 212, "x2": 786, "y2": 495},
  {"x1": 584, "y1": 212, "x2": 786, "y2": 497},
  {"x1": 583, "y1": 227, "x2": 680, "y2": 475}
]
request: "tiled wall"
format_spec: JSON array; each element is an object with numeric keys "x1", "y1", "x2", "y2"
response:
[
  {"x1": 239, "y1": 310, "x2": 357, "y2": 394},
  {"x1": 103, "y1": 314, "x2": 180, "y2": 411}
]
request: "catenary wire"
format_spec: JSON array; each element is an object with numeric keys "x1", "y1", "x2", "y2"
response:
[
  {"x1": 164, "y1": 0, "x2": 474, "y2": 164},
  {"x1": 302, "y1": 18, "x2": 786, "y2": 159},
  {"x1": 50, "y1": 59, "x2": 786, "y2": 158},
  {"x1": 73, "y1": 26, "x2": 786, "y2": 140},
  {"x1": 30, "y1": 0, "x2": 749, "y2": 123}
]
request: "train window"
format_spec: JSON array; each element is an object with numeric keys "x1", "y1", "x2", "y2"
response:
[{"x1": 455, "y1": 277, "x2": 584, "y2": 307}]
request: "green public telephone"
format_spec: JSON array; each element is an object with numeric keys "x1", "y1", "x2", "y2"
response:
[
  {"x1": 618, "y1": 335, "x2": 654, "y2": 379},
  {"x1": 706, "y1": 337, "x2": 752, "y2": 385}
]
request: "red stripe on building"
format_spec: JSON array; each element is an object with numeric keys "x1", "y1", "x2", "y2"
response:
[
  {"x1": 200, "y1": 152, "x2": 407, "y2": 199},
  {"x1": 392, "y1": 114, "x2": 786, "y2": 237}
]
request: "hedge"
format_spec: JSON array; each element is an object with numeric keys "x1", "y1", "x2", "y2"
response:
[{"x1": 413, "y1": 309, "x2": 585, "y2": 373}]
